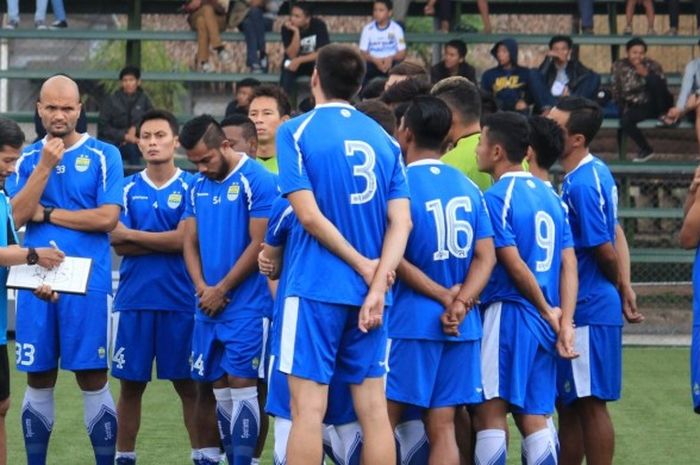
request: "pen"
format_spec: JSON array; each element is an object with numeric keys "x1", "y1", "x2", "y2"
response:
[{"x1": 49, "y1": 240, "x2": 59, "y2": 250}]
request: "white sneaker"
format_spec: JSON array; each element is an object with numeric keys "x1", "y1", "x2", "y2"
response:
[
  {"x1": 201, "y1": 61, "x2": 214, "y2": 72},
  {"x1": 217, "y1": 48, "x2": 232, "y2": 61}
]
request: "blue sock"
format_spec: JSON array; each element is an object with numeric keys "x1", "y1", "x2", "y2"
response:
[
  {"x1": 230, "y1": 387, "x2": 260, "y2": 465},
  {"x1": 21, "y1": 387, "x2": 55, "y2": 465},
  {"x1": 214, "y1": 388, "x2": 234, "y2": 464},
  {"x1": 83, "y1": 384, "x2": 118, "y2": 465}
]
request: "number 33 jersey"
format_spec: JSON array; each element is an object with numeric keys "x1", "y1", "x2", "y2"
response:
[{"x1": 277, "y1": 103, "x2": 410, "y2": 307}]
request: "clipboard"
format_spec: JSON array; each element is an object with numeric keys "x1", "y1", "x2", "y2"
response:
[{"x1": 6, "y1": 256, "x2": 93, "y2": 295}]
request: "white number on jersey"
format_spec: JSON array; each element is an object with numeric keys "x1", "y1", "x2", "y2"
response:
[
  {"x1": 535, "y1": 211, "x2": 556, "y2": 272},
  {"x1": 192, "y1": 353, "x2": 205, "y2": 377},
  {"x1": 15, "y1": 343, "x2": 35, "y2": 366},
  {"x1": 345, "y1": 140, "x2": 377, "y2": 205},
  {"x1": 112, "y1": 347, "x2": 126, "y2": 370},
  {"x1": 425, "y1": 196, "x2": 474, "y2": 261}
]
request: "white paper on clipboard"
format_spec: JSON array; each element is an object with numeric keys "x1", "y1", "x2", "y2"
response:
[{"x1": 6, "y1": 257, "x2": 93, "y2": 295}]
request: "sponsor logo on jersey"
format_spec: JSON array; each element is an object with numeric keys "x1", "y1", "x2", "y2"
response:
[
  {"x1": 227, "y1": 183, "x2": 240, "y2": 201},
  {"x1": 75, "y1": 154, "x2": 91, "y2": 172},
  {"x1": 167, "y1": 191, "x2": 183, "y2": 209}
]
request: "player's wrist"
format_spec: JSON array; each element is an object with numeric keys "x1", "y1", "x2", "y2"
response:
[{"x1": 43, "y1": 206, "x2": 54, "y2": 223}]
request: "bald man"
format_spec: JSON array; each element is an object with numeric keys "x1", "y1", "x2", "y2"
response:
[{"x1": 6, "y1": 75, "x2": 124, "y2": 465}]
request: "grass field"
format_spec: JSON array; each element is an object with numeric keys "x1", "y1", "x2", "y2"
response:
[{"x1": 5, "y1": 344, "x2": 700, "y2": 464}]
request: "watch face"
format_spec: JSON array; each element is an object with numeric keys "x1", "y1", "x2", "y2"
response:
[{"x1": 27, "y1": 250, "x2": 39, "y2": 265}]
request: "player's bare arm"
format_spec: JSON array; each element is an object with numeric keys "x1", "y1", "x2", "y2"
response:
[
  {"x1": 259, "y1": 243, "x2": 283, "y2": 280},
  {"x1": 32, "y1": 204, "x2": 120, "y2": 233},
  {"x1": 11, "y1": 137, "x2": 65, "y2": 227},
  {"x1": 683, "y1": 165, "x2": 700, "y2": 216},
  {"x1": 615, "y1": 224, "x2": 644, "y2": 324},
  {"x1": 496, "y1": 245, "x2": 562, "y2": 334},
  {"x1": 396, "y1": 258, "x2": 457, "y2": 308},
  {"x1": 592, "y1": 241, "x2": 620, "y2": 286},
  {"x1": 111, "y1": 220, "x2": 186, "y2": 255},
  {"x1": 681, "y1": 180, "x2": 700, "y2": 249},
  {"x1": 182, "y1": 217, "x2": 206, "y2": 293},
  {"x1": 557, "y1": 247, "x2": 579, "y2": 359}
]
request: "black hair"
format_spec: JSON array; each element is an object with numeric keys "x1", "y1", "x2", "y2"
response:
[
  {"x1": 221, "y1": 114, "x2": 257, "y2": 141},
  {"x1": 0, "y1": 117, "x2": 25, "y2": 149},
  {"x1": 445, "y1": 39, "x2": 467, "y2": 58},
  {"x1": 291, "y1": 1, "x2": 313, "y2": 17},
  {"x1": 179, "y1": 115, "x2": 226, "y2": 150},
  {"x1": 238, "y1": 78, "x2": 261, "y2": 89},
  {"x1": 430, "y1": 76, "x2": 481, "y2": 126},
  {"x1": 374, "y1": 0, "x2": 393, "y2": 10},
  {"x1": 380, "y1": 78, "x2": 431, "y2": 106},
  {"x1": 316, "y1": 44, "x2": 366, "y2": 101},
  {"x1": 482, "y1": 112, "x2": 530, "y2": 164},
  {"x1": 355, "y1": 99, "x2": 397, "y2": 135},
  {"x1": 626, "y1": 37, "x2": 647, "y2": 52},
  {"x1": 402, "y1": 96, "x2": 452, "y2": 150},
  {"x1": 549, "y1": 35, "x2": 573, "y2": 50},
  {"x1": 119, "y1": 65, "x2": 141, "y2": 80},
  {"x1": 388, "y1": 61, "x2": 428, "y2": 78},
  {"x1": 361, "y1": 77, "x2": 388, "y2": 100},
  {"x1": 137, "y1": 109, "x2": 179, "y2": 137},
  {"x1": 528, "y1": 115, "x2": 564, "y2": 170},
  {"x1": 393, "y1": 101, "x2": 411, "y2": 122},
  {"x1": 553, "y1": 96, "x2": 603, "y2": 147},
  {"x1": 251, "y1": 84, "x2": 292, "y2": 117}
]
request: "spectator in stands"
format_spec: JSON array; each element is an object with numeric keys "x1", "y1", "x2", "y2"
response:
[
  {"x1": 430, "y1": 39, "x2": 476, "y2": 84},
  {"x1": 424, "y1": 0, "x2": 491, "y2": 32},
  {"x1": 184, "y1": 0, "x2": 232, "y2": 72},
  {"x1": 221, "y1": 114, "x2": 258, "y2": 156},
  {"x1": 98, "y1": 66, "x2": 154, "y2": 166},
  {"x1": 385, "y1": 61, "x2": 429, "y2": 90},
  {"x1": 666, "y1": 0, "x2": 700, "y2": 35},
  {"x1": 481, "y1": 38, "x2": 554, "y2": 113},
  {"x1": 225, "y1": 78, "x2": 261, "y2": 116},
  {"x1": 624, "y1": 0, "x2": 655, "y2": 34},
  {"x1": 663, "y1": 40, "x2": 700, "y2": 154},
  {"x1": 359, "y1": 0, "x2": 407, "y2": 83},
  {"x1": 538, "y1": 35, "x2": 600, "y2": 101},
  {"x1": 4, "y1": 0, "x2": 67, "y2": 29},
  {"x1": 239, "y1": 0, "x2": 269, "y2": 73},
  {"x1": 612, "y1": 37, "x2": 673, "y2": 161},
  {"x1": 248, "y1": 84, "x2": 291, "y2": 173},
  {"x1": 280, "y1": 2, "x2": 329, "y2": 95}
]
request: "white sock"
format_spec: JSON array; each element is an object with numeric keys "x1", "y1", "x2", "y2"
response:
[
  {"x1": 22, "y1": 386, "x2": 55, "y2": 425},
  {"x1": 200, "y1": 446, "x2": 221, "y2": 461},
  {"x1": 322, "y1": 424, "x2": 346, "y2": 465},
  {"x1": 475, "y1": 429, "x2": 507, "y2": 465},
  {"x1": 82, "y1": 383, "x2": 117, "y2": 465},
  {"x1": 230, "y1": 386, "x2": 260, "y2": 461},
  {"x1": 395, "y1": 419, "x2": 428, "y2": 465},
  {"x1": 546, "y1": 416, "x2": 560, "y2": 457},
  {"x1": 115, "y1": 451, "x2": 136, "y2": 460},
  {"x1": 251, "y1": 458, "x2": 260, "y2": 465},
  {"x1": 191, "y1": 448, "x2": 201, "y2": 460},
  {"x1": 523, "y1": 428, "x2": 557, "y2": 465},
  {"x1": 335, "y1": 421, "x2": 363, "y2": 465},
  {"x1": 274, "y1": 417, "x2": 292, "y2": 465}
]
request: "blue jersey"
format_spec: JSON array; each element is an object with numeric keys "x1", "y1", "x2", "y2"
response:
[
  {"x1": 390, "y1": 160, "x2": 493, "y2": 341},
  {"x1": 184, "y1": 155, "x2": 276, "y2": 322},
  {"x1": 0, "y1": 192, "x2": 18, "y2": 345},
  {"x1": 694, "y1": 249, "x2": 700, "y2": 328},
  {"x1": 277, "y1": 103, "x2": 410, "y2": 306},
  {"x1": 113, "y1": 169, "x2": 196, "y2": 313},
  {"x1": 561, "y1": 154, "x2": 622, "y2": 326},
  {"x1": 481, "y1": 171, "x2": 573, "y2": 348},
  {"x1": 6, "y1": 134, "x2": 124, "y2": 293}
]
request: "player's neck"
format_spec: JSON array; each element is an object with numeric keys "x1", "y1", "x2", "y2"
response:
[
  {"x1": 257, "y1": 142, "x2": 275, "y2": 160},
  {"x1": 145, "y1": 161, "x2": 177, "y2": 186},
  {"x1": 560, "y1": 147, "x2": 589, "y2": 174},
  {"x1": 406, "y1": 148, "x2": 441, "y2": 165},
  {"x1": 493, "y1": 163, "x2": 523, "y2": 181},
  {"x1": 452, "y1": 122, "x2": 480, "y2": 142},
  {"x1": 529, "y1": 165, "x2": 549, "y2": 183},
  {"x1": 49, "y1": 131, "x2": 81, "y2": 148}
]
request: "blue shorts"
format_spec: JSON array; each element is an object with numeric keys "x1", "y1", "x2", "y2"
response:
[
  {"x1": 387, "y1": 338, "x2": 482, "y2": 408},
  {"x1": 557, "y1": 324, "x2": 622, "y2": 405},
  {"x1": 692, "y1": 326, "x2": 700, "y2": 414},
  {"x1": 111, "y1": 310, "x2": 194, "y2": 382},
  {"x1": 481, "y1": 302, "x2": 556, "y2": 415},
  {"x1": 278, "y1": 296, "x2": 387, "y2": 384},
  {"x1": 14, "y1": 290, "x2": 110, "y2": 372},
  {"x1": 190, "y1": 316, "x2": 263, "y2": 382}
]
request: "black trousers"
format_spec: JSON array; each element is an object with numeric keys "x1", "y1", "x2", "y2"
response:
[
  {"x1": 667, "y1": 0, "x2": 700, "y2": 28},
  {"x1": 620, "y1": 73, "x2": 673, "y2": 153}
]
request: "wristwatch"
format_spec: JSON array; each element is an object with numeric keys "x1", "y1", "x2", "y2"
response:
[
  {"x1": 43, "y1": 206, "x2": 54, "y2": 223},
  {"x1": 26, "y1": 247, "x2": 39, "y2": 265}
]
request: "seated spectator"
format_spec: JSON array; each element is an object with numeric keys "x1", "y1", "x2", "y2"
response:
[
  {"x1": 248, "y1": 84, "x2": 291, "y2": 173},
  {"x1": 481, "y1": 38, "x2": 553, "y2": 113},
  {"x1": 664, "y1": 40, "x2": 700, "y2": 154},
  {"x1": 385, "y1": 61, "x2": 429, "y2": 90},
  {"x1": 221, "y1": 113, "x2": 258, "y2": 156},
  {"x1": 225, "y1": 78, "x2": 261, "y2": 116},
  {"x1": 430, "y1": 39, "x2": 476, "y2": 84},
  {"x1": 359, "y1": 0, "x2": 407, "y2": 83},
  {"x1": 98, "y1": 66, "x2": 154, "y2": 166},
  {"x1": 280, "y1": 2, "x2": 329, "y2": 95},
  {"x1": 538, "y1": 35, "x2": 600, "y2": 101},
  {"x1": 239, "y1": 0, "x2": 268, "y2": 73},
  {"x1": 5, "y1": 0, "x2": 67, "y2": 29},
  {"x1": 666, "y1": 0, "x2": 700, "y2": 35},
  {"x1": 424, "y1": 0, "x2": 490, "y2": 32},
  {"x1": 612, "y1": 37, "x2": 673, "y2": 161},
  {"x1": 184, "y1": 0, "x2": 232, "y2": 72},
  {"x1": 576, "y1": 0, "x2": 594, "y2": 34},
  {"x1": 624, "y1": 0, "x2": 655, "y2": 34}
]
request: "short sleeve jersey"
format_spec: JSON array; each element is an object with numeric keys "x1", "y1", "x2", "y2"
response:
[
  {"x1": 481, "y1": 172, "x2": 573, "y2": 348},
  {"x1": 358, "y1": 20, "x2": 406, "y2": 59},
  {"x1": 277, "y1": 103, "x2": 410, "y2": 306},
  {"x1": 281, "y1": 17, "x2": 330, "y2": 59},
  {"x1": 5, "y1": 134, "x2": 124, "y2": 293},
  {"x1": 441, "y1": 133, "x2": 493, "y2": 193},
  {"x1": 184, "y1": 154, "x2": 277, "y2": 322},
  {"x1": 0, "y1": 192, "x2": 18, "y2": 345},
  {"x1": 389, "y1": 160, "x2": 493, "y2": 341},
  {"x1": 113, "y1": 169, "x2": 196, "y2": 313},
  {"x1": 561, "y1": 154, "x2": 622, "y2": 326}
]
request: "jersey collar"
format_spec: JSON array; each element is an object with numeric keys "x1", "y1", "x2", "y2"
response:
[
  {"x1": 314, "y1": 102, "x2": 354, "y2": 110},
  {"x1": 140, "y1": 168, "x2": 182, "y2": 190},
  {"x1": 217, "y1": 153, "x2": 249, "y2": 183},
  {"x1": 406, "y1": 159, "x2": 443, "y2": 168},
  {"x1": 500, "y1": 171, "x2": 533, "y2": 179},
  {"x1": 42, "y1": 132, "x2": 89, "y2": 152},
  {"x1": 565, "y1": 153, "x2": 595, "y2": 178}
]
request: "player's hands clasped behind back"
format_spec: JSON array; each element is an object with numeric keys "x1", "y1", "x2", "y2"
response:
[{"x1": 556, "y1": 321, "x2": 578, "y2": 360}]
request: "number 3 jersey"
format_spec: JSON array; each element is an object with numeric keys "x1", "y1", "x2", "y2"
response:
[
  {"x1": 389, "y1": 160, "x2": 494, "y2": 342},
  {"x1": 481, "y1": 172, "x2": 573, "y2": 344},
  {"x1": 277, "y1": 103, "x2": 410, "y2": 307}
]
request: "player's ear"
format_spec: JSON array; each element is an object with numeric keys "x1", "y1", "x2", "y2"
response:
[
  {"x1": 525, "y1": 146, "x2": 535, "y2": 164},
  {"x1": 173, "y1": 135, "x2": 180, "y2": 150}
]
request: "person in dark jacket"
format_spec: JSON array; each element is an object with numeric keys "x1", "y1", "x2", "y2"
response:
[
  {"x1": 538, "y1": 35, "x2": 600, "y2": 102},
  {"x1": 481, "y1": 38, "x2": 554, "y2": 113},
  {"x1": 430, "y1": 39, "x2": 476, "y2": 84},
  {"x1": 98, "y1": 65, "x2": 153, "y2": 166}
]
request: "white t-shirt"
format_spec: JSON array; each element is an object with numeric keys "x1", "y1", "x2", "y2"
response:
[{"x1": 358, "y1": 20, "x2": 406, "y2": 59}]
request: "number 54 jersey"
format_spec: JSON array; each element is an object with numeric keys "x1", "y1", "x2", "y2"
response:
[
  {"x1": 277, "y1": 103, "x2": 410, "y2": 307},
  {"x1": 480, "y1": 172, "x2": 573, "y2": 345}
]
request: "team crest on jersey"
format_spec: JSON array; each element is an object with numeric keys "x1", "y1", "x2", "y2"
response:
[
  {"x1": 251, "y1": 357, "x2": 260, "y2": 370},
  {"x1": 98, "y1": 346, "x2": 106, "y2": 359},
  {"x1": 75, "y1": 154, "x2": 91, "y2": 172},
  {"x1": 227, "y1": 183, "x2": 240, "y2": 201},
  {"x1": 167, "y1": 191, "x2": 183, "y2": 209}
]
